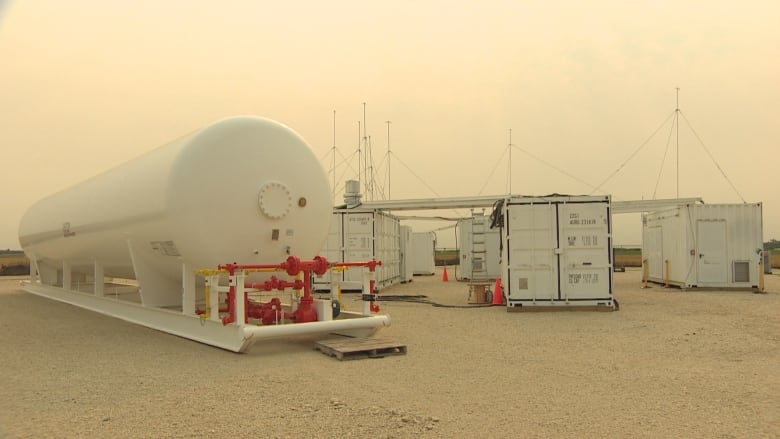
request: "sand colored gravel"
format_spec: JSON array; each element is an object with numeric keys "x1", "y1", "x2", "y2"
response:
[{"x1": 1, "y1": 269, "x2": 778, "y2": 438}]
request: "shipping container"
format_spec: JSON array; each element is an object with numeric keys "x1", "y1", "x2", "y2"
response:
[
  {"x1": 314, "y1": 208, "x2": 401, "y2": 291},
  {"x1": 457, "y1": 214, "x2": 501, "y2": 281},
  {"x1": 399, "y1": 225, "x2": 414, "y2": 283},
  {"x1": 411, "y1": 232, "x2": 436, "y2": 275},
  {"x1": 498, "y1": 195, "x2": 614, "y2": 309},
  {"x1": 642, "y1": 203, "x2": 763, "y2": 289}
]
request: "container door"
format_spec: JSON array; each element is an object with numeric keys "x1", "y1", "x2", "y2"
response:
[
  {"x1": 644, "y1": 226, "x2": 663, "y2": 279},
  {"x1": 486, "y1": 226, "x2": 502, "y2": 280},
  {"x1": 314, "y1": 212, "x2": 344, "y2": 288},
  {"x1": 696, "y1": 220, "x2": 727, "y2": 283},
  {"x1": 558, "y1": 203, "x2": 611, "y2": 300},
  {"x1": 344, "y1": 212, "x2": 374, "y2": 285},
  {"x1": 375, "y1": 213, "x2": 400, "y2": 285},
  {"x1": 458, "y1": 219, "x2": 473, "y2": 279},
  {"x1": 506, "y1": 203, "x2": 558, "y2": 301}
]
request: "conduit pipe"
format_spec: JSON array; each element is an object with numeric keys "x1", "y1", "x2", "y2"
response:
[{"x1": 242, "y1": 314, "x2": 391, "y2": 341}]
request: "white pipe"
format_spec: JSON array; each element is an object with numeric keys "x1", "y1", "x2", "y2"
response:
[{"x1": 242, "y1": 314, "x2": 390, "y2": 341}]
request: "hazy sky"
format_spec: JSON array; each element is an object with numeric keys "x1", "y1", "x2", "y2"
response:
[{"x1": 1, "y1": 0, "x2": 778, "y2": 249}]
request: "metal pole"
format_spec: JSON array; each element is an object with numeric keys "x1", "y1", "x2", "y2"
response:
[
  {"x1": 357, "y1": 120, "x2": 361, "y2": 189},
  {"x1": 508, "y1": 128, "x2": 513, "y2": 195},
  {"x1": 333, "y1": 110, "x2": 336, "y2": 204},
  {"x1": 363, "y1": 102, "x2": 368, "y2": 198},
  {"x1": 386, "y1": 120, "x2": 391, "y2": 200},
  {"x1": 676, "y1": 87, "x2": 680, "y2": 198}
]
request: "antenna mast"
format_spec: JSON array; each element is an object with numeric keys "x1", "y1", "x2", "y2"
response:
[
  {"x1": 676, "y1": 87, "x2": 680, "y2": 198},
  {"x1": 332, "y1": 110, "x2": 336, "y2": 203},
  {"x1": 357, "y1": 120, "x2": 361, "y2": 190},
  {"x1": 363, "y1": 103, "x2": 369, "y2": 199},
  {"x1": 386, "y1": 120, "x2": 392, "y2": 200},
  {"x1": 508, "y1": 128, "x2": 513, "y2": 195}
]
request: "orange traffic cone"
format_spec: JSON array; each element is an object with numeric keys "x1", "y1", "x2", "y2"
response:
[
  {"x1": 442, "y1": 266, "x2": 449, "y2": 282},
  {"x1": 491, "y1": 278, "x2": 503, "y2": 306}
]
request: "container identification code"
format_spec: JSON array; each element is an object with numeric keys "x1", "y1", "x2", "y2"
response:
[
  {"x1": 568, "y1": 273, "x2": 599, "y2": 285},
  {"x1": 568, "y1": 213, "x2": 598, "y2": 225},
  {"x1": 566, "y1": 235, "x2": 600, "y2": 247}
]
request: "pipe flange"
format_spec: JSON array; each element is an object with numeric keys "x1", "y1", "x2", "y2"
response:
[{"x1": 258, "y1": 181, "x2": 292, "y2": 219}]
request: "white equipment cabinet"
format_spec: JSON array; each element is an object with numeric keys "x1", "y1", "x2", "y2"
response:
[
  {"x1": 498, "y1": 195, "x2": 614, "y2": 309},
  {"x1": 642, "y1": 203, "x2": 763, "y2": 289},
  {"x1": 411, "y1": 232, "x2": 436, "y2": 276}
]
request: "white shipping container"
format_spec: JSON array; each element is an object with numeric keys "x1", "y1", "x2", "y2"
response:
[
  {"x1": 642, "y1": 203, "x2": 763, "y2": 289},
  {"x1": 314, "y1": 209, "x2": 401, "y2": 290},
  {"x1": 499, "y1": 195, "x2": 614, "y2": 309},
  {"x1": 411, "y1": 232, "x2": 436, "y2": 275},
  {"x1": 399, "y1": 225, "x2": 414, "y2": 283},
  {"x1": 457, "y1": 215, "x2": 501, "y2": 281}
]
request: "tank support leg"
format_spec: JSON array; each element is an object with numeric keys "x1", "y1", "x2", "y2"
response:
[
  {"x1": 94, "y1": 261, "x2": 104, "y2": 297},
  {"x1": 182, "y1": 262, "x2": 196, "y2": 315},
  {"x1": 62, "y1": 261, "x2": 72, "y2": 290}
]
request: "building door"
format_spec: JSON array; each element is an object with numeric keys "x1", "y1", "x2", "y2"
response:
[{"x1": 696, "y1": 220, "x2": 727, "y2": 284}]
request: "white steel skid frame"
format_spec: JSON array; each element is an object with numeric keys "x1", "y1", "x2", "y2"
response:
[{"x1": 21, "y1": 255, "x2": 390, "y2": 353}]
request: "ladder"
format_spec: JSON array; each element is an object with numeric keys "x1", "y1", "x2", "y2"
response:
[{"x1": 470, "y1": 215, "x2": 489, "y2": 282}]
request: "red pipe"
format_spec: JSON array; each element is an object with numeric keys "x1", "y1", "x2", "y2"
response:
[
  {"x1": 245, "y1": 276, "x2": 303, "y2": 292},
  {"x1": 215, "y1": 256, "x2": 385, "y2": 323},
  {"x1": 221, "y1": 265, "x2": 237, "y2": 325}
]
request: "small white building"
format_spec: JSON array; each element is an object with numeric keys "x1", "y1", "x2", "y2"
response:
[
  {"x1": 411, "y1": 232, "x2": 436, "y2": 275},
  {"x1": 642, "y1": 203, "x2": 763, "y2": 290}
]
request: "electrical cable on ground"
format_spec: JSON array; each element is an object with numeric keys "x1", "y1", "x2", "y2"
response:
[{"x1": 375, "y1": 294, "x2": 496, "y2": 308}]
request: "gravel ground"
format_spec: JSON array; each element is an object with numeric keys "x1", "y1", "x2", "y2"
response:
[{"x1": 1, "y1": 268, "x2": 778, "y2": 438}]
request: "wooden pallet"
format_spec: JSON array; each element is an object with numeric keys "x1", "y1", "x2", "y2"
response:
[{"x1": 314, "y1": 337, "x2": 407, "y2": 361}]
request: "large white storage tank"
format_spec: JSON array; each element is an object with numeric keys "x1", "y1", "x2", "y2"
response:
[
  {"x1": 457, "y1": 214, "x2": 501, "y2": 281},
  {"x1": 18, "y1": 116, "x2": 333, "y2": 306},
  {"x1": 411, "y1": 232, "x2": 436, "y2": 276},
  {"x1": 314, "y1": 208, "x2": 401, "y2": 291},
  {"x1": 642, "y1": 203, "x2": 763, "y2": 289},
  {"x1": 498, "y1": 195, "x2": 614, "y2": 309}
]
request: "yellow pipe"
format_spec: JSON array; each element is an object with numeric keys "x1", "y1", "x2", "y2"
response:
[
  {"x1": 664, "y1": 259, "x2": 670, "y2": 287},
  {"x1": 201, "y1": 284, "x2": 211, "y2": 319},
  {"x1": 194, "y1": 268, "x2": 228, "y2": 276},
  {"x1": 243, "y1": 268, "x2": 283, "y2": 274},
  {"x1": 759, "y1": 261, "x2": 765, "y2": 293}
]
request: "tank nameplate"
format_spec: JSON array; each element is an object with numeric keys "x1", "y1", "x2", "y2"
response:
[
  {"x1": 150, "y1": 241, "x2": 181, "y2": 256},
  {"x1": 258, "y1": 181, "x2": 293, "y2": 219}
]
